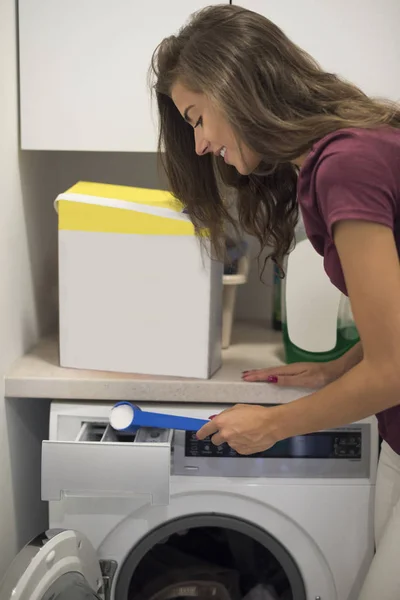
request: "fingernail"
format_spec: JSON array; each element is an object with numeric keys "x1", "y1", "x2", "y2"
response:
[
  {"x1": 209, "y1": 414, "x2": 217, "y2": 420},
  {"x1": 267, "y1": 376, "x2": 278, "y2": 383},
  {"x1": 242, "y1": 370, "x2": 249, "y2": 374}
]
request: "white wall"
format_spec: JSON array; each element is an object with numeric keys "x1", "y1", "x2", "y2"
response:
[{"x1": 0, "y1": 0, "x2": 58, "y2": 577}]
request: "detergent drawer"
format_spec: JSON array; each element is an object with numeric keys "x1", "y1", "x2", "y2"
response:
[{"x1": 42, "y1": 423, "x2": 172, "y2": 505}]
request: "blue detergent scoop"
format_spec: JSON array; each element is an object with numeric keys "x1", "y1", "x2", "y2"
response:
[{"x1": 110, "y1": 401, "x2": 209, "y2": 434}]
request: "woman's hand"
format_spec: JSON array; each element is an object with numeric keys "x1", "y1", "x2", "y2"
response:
[
  {"x1": 242, "y1": 341, "x2": 364, "y2": 388},
  {"x1": 196, "y1": 404, "x2": 282, "y2": 455},
  {"x1": 241, "y1": 361, "x2": 339, "y2": 388},
  {"x1": 242, "y1": 342, "x2": 363, "y2": 390}
]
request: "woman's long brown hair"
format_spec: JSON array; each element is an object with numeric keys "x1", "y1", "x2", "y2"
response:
[{"x1": 150, "y1": 4, "x2": 400, "y2": 266}]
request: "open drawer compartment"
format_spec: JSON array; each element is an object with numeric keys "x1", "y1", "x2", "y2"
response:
[{"x1": 42, "y1": 423, "x2": 173, "y2": 505}]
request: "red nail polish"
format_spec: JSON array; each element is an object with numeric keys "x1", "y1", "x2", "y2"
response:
[
  {"x1": 267, "y1": 376, "x2": 278, "y2": 383},
  {"x1": 209, "y1": 414, "x2": 217, "y2": 420}
]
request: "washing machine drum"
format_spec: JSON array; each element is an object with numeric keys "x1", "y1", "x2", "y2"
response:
[
  {"x1": 148, "y1": 580, "x2": 234, "y2": 600},
  {"x1": 132, "y1": 544, "x2": 242, "y2": 600},
  {"x1": 0, "y1": 529, "x2": 103, "y2": 600}
]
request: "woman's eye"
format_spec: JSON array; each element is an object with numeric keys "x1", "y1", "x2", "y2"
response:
[{"x1": 194, "y1": 116, "x2": 203, "y2": 129}]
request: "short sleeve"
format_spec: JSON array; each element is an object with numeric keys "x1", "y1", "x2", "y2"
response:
[{"x1": 315, "y1": 139, "x2": 396, "y2": 238}]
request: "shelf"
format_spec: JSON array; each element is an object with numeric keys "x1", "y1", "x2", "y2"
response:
[{"x1": 5, "y1": 322, "x2": 306, "y2": 404}]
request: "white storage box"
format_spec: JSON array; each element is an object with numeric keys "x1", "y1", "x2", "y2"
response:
[{"x1": 56, "y1": 182, "x2": 223, "y2": 379}]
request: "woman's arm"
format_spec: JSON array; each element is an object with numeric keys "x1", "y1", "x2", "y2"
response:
[
  {"x1": 333, "y1": 340, "x2": 363, "y2": 376},
  {"x1": 275, "y1": 219, "x2": 400, "y2": 438},
  {"x1": 197, "y1": 220, "x2": 400, "y2": 455}
]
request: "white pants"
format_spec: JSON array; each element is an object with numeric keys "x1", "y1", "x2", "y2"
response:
[{"x1": 358, "y1": 441, "x2": 400, "y2": 599}]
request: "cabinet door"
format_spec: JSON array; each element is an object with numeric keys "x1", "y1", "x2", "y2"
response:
[
  {"x1": 19, "y1": 1, "x2": 225, "y2": 151},
  {"x1": 231, "y1": 0, "x2": 400, "y2": 101}
]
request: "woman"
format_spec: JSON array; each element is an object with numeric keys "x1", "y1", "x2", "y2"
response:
[{"x1": 151, "y1": 5, "x2": 400, "y2": 598}]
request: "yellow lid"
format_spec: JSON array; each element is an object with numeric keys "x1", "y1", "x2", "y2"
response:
[
  {"x1": 62, "y1": 181, "x2": 184, "y2": 211},
  {"x1": 55, "y1": 181, "x2": 196, "y2": 236}
]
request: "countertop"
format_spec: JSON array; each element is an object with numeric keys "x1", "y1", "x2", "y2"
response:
[{"x1": 5, "y1": 322, "x2": 309, "y2": 404}]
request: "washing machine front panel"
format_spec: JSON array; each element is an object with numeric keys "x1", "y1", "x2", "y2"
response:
[
  {"x1": 0, "y1": 530, "x2": 103, "y2": 600},
  {"x1": 45, "y1": 402, "x2": 378, "y2": 600},
  {"x1": 91, "y1": 491, "x2": 336, "y2": 600}
]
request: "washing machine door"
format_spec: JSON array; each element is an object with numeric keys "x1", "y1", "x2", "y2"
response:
[{"x1": 0, "y1": 529, "x2": 104, "y2": 600}]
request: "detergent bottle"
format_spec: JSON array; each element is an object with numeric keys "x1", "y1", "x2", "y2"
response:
[{"x1": 281, "y1": 216, "x2": 359, "y2": 364}]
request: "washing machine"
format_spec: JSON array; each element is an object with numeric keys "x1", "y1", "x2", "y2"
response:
[{"x1": 0, "y1": 401, "x2": 378, "y2": 600}]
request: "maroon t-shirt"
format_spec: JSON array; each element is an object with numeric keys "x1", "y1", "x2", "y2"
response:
[{"x1": 297, "y1": 127, "x2": 400, "y2": 455}]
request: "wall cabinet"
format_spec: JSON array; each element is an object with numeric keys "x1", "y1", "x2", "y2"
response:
[{"x1": 19, "y1": 1, "x2": 224, "y2": 151}]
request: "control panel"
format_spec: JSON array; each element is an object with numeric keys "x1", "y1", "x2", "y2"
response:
[
  {"x1": 172, "y1": 425, "x2": 370, "y2": 479},
  {"x1": 185, "y1": 431, "x2": 362, "y2": 460}
]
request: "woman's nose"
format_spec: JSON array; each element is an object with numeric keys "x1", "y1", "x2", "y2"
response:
[{"x1": 194, "y1": 129, "x2": 210, "y2": 156}]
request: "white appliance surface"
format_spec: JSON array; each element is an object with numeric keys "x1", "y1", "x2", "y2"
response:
[{"x1": 1, "y1": 401, "x2": 379, "y2": 600}]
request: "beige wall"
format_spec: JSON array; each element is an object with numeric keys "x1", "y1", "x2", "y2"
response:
[{"x1": 236, "y1": 236, "x2": 273, "y2": 325}]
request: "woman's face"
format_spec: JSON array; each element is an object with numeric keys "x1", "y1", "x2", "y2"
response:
[{"x1": 171, "y1": 81, "x2": 262, "y2": 175}]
